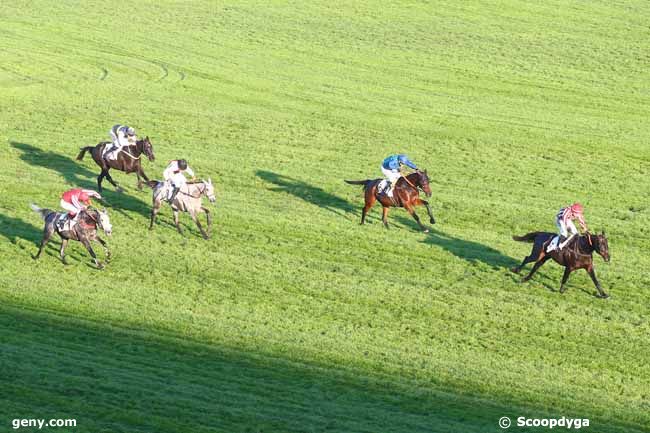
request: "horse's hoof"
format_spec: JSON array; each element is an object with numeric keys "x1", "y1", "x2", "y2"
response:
[
  {"x1": 430, "y1": 219, "x2": 435, "y2": 224},
  {"x1": 116, "y1": 187, "x2": 124, "y2": 193},
  {"x1": 31, "y1": 255, "x2": 37, "y2": 260},
  {"x1": 510, "y1": 267, "x2": 519, "y2": 274}
]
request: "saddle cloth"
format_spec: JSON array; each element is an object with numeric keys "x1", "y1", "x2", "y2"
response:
[
  {"x1": 377, "y1": 179, "x2": 390, "y2": 194},
  {"x1": 56, "y1": 214, "x2": 76, "y2": 231}
]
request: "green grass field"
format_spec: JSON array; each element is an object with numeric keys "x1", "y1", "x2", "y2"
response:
[{"x1": 1, "y1": 1, "x2": 649, "y2": 432}]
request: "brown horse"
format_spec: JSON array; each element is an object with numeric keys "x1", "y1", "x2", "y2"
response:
[
  {"x1": 345, "y1": 170, "x2": 435, "y2": 232},
  {"x1": 76, "y1": 137, "x2": 155, "y2": 192},
  {"x1": 511, "y1": 231, "x2": 610, "y2": 298}
]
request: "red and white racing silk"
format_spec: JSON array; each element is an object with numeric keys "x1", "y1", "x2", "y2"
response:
[
  {"x1": 61, "y1": 188, "x2": 101, "y2": 216},
  {"x1": 556, "y1": 206, "x2": 587, "y2": 231}
]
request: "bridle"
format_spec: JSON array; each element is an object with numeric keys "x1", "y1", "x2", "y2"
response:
[
  {"x1": 571, "y1": 234, "x2": 596, "y2": 258},
  {"x1": 403, "y1": 171, "x2": 428, "y2": 193},
  {"x1": 80, "y1": 209, "x2": 102, "y2": 230}
]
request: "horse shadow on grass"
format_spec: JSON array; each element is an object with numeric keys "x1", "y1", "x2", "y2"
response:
[
  {"x1": 0, "y1": 212, "x2": 41, "y2": 245},
  {"x1": 393, "y1": 215, "x2": 518, "y2": 269},
  {"x1": 10, "y1": 141, "x2": 151, "y2": 219},
  {"x1": 256, "y1": 170, "x2": 356, "y2": 216}
]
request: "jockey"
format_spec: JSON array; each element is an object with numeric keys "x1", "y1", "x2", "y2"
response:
[
  {"x1": 380, "y1": 154, "x2": 418, "y2": 197},
  {"x1": 105, "y1": 124, "x2": 136, "y2": 160},
  {"x1": 163, "y1": 159, "x2": 195, "y2": 202},
  {"x1": 547, "y1": 203, "x2": 589, "y2": 251},
  {"x1": 59, "y1": 188, "x2": 102, "y2": 227}
]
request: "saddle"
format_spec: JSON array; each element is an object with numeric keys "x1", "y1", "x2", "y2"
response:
[{"x1": 56, "y1": 214, "x2": 77, "y2": 231}]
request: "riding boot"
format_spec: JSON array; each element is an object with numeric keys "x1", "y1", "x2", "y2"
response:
[
  {"x1": 168, "y1": 187, "x2": 180, "y2": 202},
  {"x1": 386, "y1": 182, "x2": 394, "y2": 198}
]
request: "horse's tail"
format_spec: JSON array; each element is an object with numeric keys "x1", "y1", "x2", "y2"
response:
[
  {"x1": 512, "y1": 232, "x2": 543, "y2": 242},
  {"x1": 344, "y1": 179, "x2": 373, "y2": 191},
  {"x1": 30, "y1": 203, "x2": 53, "y2": 220},
  {"x1": 76, "y1": 146, "x2": 95, "y2": 161}
]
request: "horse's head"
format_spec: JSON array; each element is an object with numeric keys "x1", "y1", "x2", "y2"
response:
[
  {"x1": 591, "y1": 230, "x2": 609, "y2": 262},
  {"x1": 202, "y1": 178, "x2": 216, "y2": 203},
  {"x1": 95, "y1": 208, "x2": 113, "y2": 236},
  {"x1": 414, "y1": 169, "x2": 432, "y2": 197},
  {"x1": 138, "y1": 136, "x2": 155, "y2": 162}
]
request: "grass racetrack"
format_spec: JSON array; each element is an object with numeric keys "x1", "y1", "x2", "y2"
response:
[{"x1": 1, "y1": 1, "x2": 649, "y2": 432}]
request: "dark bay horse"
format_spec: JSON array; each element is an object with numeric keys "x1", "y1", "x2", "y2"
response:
[
  {"x1": 76, "y1": 137, "x2": 155, "y2": 192},
  {"x1": 345, "y1": 170, "x2": 435, "y2": 232},
  {"x1": 511, "y1": 231, "x2": 610, "y2": 298},
  {"x1": 31, "y1": 204, "x2": 112, "y2": 269}
]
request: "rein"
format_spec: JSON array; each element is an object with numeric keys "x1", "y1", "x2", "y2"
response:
[
  {"x1": 79, "y1": 210, "x2": 100, "y2": 230},
  {"x1": 571, "y1": 236, "x2": 594, "y2": 258},
  {"x1": 180, "y1": 183, "x2": 206, "y2": 199},
  {"x1": 119, "y1": 142, "x2": 147, "y2": 160},
  {"x1": 401, "y1": 174, "x2": 418, "y2": 190},
  {"x1": 120, "y1": 148, "x2": 141, "y2": 160}
]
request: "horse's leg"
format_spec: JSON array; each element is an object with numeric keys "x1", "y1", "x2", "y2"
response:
[
  {"x1": 136, "y1": 172, "x2": 143, "y2": 191},
  {"x1": 404, "y1": 204, "x2": 428, "y2": 233},
  {"x1": 138, "y1": 167, "x2": 150, "y2": 182},
  {"x1": 587, "y1": 265, "x2": 608, "y2": 298},
  {"x1": 80, "y1": 237, "x2": 102, "y2": 269},
  {"x1": 97, "y1": 170, "x2": 106, "y2": 193},
  {"x1": 59, "y1": 239, "x2": 69, "y2": 265},
  {"x1": 33, "y1": 223, "x2": 55, "y2": 260},
  {"x1": 511, "y1": 254, "x2": 536, "y2": 274},
  {"x1": 201, "y1": 206, "x2": 212, "y2": 237},
  {"x1": 149, "y1": 199, "x2": 161, "y2": 230},
  {"x1": 105, "y1": 170, "x2": 123, "y2": 192},
  {"x1": 559, "y1": 267, "x2": 573, "y2": 293},
  {"x1": 96, "y1": 236, "x2": 111, "y2": 262},
  {"x1": 422, "y1": 200, "x2": 436, "y2": 224},
  {"x1": 511, "y1": 244, "x2": 541, "y2": 273},
  {"x1": 191, "y1": 211, "x2": 209, "y2": 240},
  {"x1": 413, "y1": 198, "x2": 435, "y2": 224},
  {"x1": 361, "y1": 190, "x2": 377, "y2": 225},
  {"x1": 173, "y1": 210, "x2": 183, "y2": 234},
  {"x1": 381, "y1": 206, "x2": 390, "y2": 229},
  {"x1": 522, "y1": 255, "x2": 550, "y2": 282}
]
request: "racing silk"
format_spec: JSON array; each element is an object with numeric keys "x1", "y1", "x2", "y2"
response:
[
  {"x1": 109, "y1": 124, "x2": 133, "y2": 148},
  {"x1": 163, "y1": 160, "x2": 195, "y2": 180},
  {"x1": 61, "y1": 188, "x2": 97, "y2": 210},
  {"x1": 382, "y1": 154, "x2": 417, "y2": 171},
  {"x1": 111, "y1": 124, "x2": 132, "y2": 138},
  {"x1": 557, "y1": 206, "x2": 587, "y2": 230}
]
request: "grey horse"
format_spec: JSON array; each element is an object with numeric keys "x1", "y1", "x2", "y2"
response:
[
  {"x1": 149, "y1": 179, "x2": 216, "y2": 239},
  {"x1": 31, "y1": 204, "x2": 112, "y2": 269}
]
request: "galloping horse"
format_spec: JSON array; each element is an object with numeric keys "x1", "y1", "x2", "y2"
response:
[
  {"x1": 511, "y1": 231, "x2": 610, "y2": 298},
  {"x1": 76, "y1": 137, "x2": 155, "y2": 192},
  {"x1": 149, "y1": 179, "x2": 216, "y2": 240},
  {"x1": 345, "y1": 170, "x2": 435, "y2": 232},
  {"x1": 30, "y1": 205, "x2": 113, "y2": 269}
]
